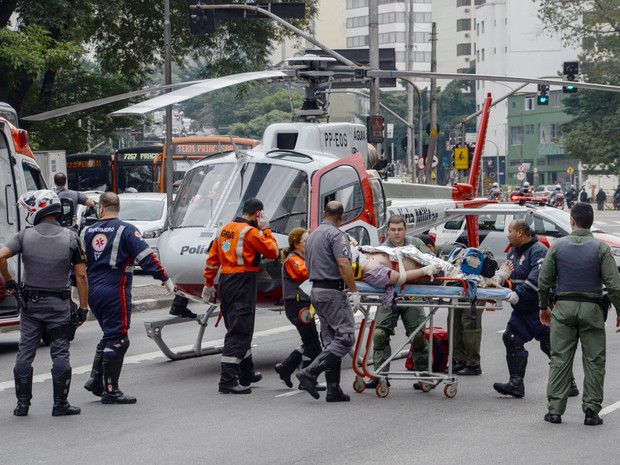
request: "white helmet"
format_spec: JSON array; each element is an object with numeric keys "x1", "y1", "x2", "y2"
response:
[
  {"x1": 555, "y1": 183, "x2": 561, "y2": 190},
  {"x1": 523, "y1": 181, "x2": 530, "y2": 188},
  {"x1": 492, "y1": 182, "x2": 498, "y2": 188},
  {"x1": 18, "y1": 190, "x2": 62, "y2": 225}
]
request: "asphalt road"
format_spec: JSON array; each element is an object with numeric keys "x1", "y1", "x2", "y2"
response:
[{"x1": 1, "y1": 297, "x2": 620, "y2": 465}]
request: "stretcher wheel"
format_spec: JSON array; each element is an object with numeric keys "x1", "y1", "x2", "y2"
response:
[
  {"x1": 418, "y1": 382, "x2": 433, "y2": 393},
  {"x1": 444, "y1": 383, "x2": 457, "y2": 398},
  {"x1": 353, "y1": 376, "x2": 366, "y2": 393},
  {"x1": 375, "y1": 383, "x2": 389, "y2": 398},
  {"x1": 298, "y1": 307, "x2": 312, "y2": 324}
]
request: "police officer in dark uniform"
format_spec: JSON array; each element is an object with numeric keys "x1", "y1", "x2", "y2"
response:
[
  {"x1": 0, "y1": 190, "x2": 89, "y2": 417},
  {"x1": 82, "y1": 192, "x2": 174, "y2": 404},
  {"x1": 202, "y1": 198, "x2": 279, "y2": 394},
  {"x1": 539, "y1": 203, "x2": 620, "y2": 425},
  {"x1": 296, "y1": 201, "x2": 361, "y2": 402},
  {"x1": 493, "y1": 219, "x2": 579, "y2": 398}
]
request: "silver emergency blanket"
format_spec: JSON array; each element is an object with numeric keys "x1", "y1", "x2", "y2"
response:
[{"x1": 356, "y1": 245, "x2": 500, "y2": 288}]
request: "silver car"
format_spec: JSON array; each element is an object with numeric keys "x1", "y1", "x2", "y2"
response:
[{"x1": 117, "y1": 192, "x2": 168, "y2": 255}]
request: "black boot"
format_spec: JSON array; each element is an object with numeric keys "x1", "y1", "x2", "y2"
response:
[
  {"x1": 101, "y1": 357, "x2": 137, "y2": 404},
  {"x1": 325, "y1": 361, "x2": 350, "y2": 403},
  {"x1": 51, "y1": 369, "x2": 81, "y2": 416},
  {"x1": 275, "y1": 349, "x2": 303, "y2": 388},
  {"x1": 13, "y1": 368, "x2": 32, "y2": 417},
  {"x1": 84, "y1": 350, "x2": 104, "y2": 397},
  {"x1": 239, "y1": 356, "x2": 262, "y2": 387},
  {"x1": 295, "y1": 351, "x2": 340, "y2": 400},
  {"x1": 568, "y1": 378, "x2": 579, "y2": 397},
  {"x1": 493, "y1": 354, "x2": 527, "y2": 398},
  {"x1": 219, "y1": 362, "x2": 250, "y2": 394},
  {"x1": 169, "y1": 296, "x2": 197, "y2": 319},
  {"x1": 584, "y1": 408, "x2": 603, "y2": 426}
]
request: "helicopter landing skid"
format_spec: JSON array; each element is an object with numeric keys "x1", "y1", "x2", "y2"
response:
[{"x1": 144, "y1": 304, "x2": 223, "y2": 360}]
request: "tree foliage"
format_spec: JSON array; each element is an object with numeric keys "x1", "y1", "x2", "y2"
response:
[
  {"x1": 0, "y1": 0, "x2": 317, "y2": 152},
  {"x1": 537, "y1": 0, "x2": 620, "y2": 174}
]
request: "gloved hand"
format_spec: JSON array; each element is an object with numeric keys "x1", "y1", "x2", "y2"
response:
[
  {"x1": 497, "y1": 261, "x2": 514, "y2": 282},
  {"x1": 420, "y1": 264, "x2": 440, "y2": 280},
  {"x1": 350, "y1": 291, "x2": 361, "y2": 313},
  {"x1": 507, "y1": 291, "x2": 520, "y2": 305},
  {"x1": 257, "y1": 214, "x2": 270, "y2": 230},
  {"x1": 163, "y1": 279, "x2": 176, "y2": 294},
  {"x1": 4, "y1": 279, "x2": 18, "y2": 294},
  {"x1": 75, "y1": 308, "x2": 88, "y2": 327},
  {"x1": 202, "y1": 285, "x2": 216, "y2": 303}
]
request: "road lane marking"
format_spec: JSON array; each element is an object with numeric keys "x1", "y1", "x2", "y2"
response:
[
  {"x1": 600, "y1": 400, "x2": 620, "y2": 416},
  {"x1": 0, "y1": 324, "x2": 298, "y2": 392}
]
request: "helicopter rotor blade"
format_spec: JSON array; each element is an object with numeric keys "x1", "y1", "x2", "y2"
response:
[
  {"x1": 21, "y1": 81, "x2": 204, "y2": 122},
  {"x1": 111, "y1": 70, "x2": 287, "y2": 115}
]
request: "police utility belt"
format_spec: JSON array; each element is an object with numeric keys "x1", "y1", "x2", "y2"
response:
[
  {"x1": 312, "y1": 280, "x2": 345, "y2": 291},
  {"x1": 23, "y1": 289, "x2": 71, "y2": 302}
]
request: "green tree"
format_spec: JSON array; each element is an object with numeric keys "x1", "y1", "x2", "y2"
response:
[
  {"x1": 537, "y1": 0, "x2": 620, "y2": 174},
  {"x1": 0, "y1": 0, "x2": 317, "y2": 152}
]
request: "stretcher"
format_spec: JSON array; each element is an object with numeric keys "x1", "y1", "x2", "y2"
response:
[{"x1": 351, "y1": 277, "x2": 512, "y2": 398}]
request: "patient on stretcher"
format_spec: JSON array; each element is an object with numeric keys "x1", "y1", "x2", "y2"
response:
[{"x1": 352, "y1": 247, "x2": 442, "y2": 306}]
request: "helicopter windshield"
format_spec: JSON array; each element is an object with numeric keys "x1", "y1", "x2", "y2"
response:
[{"x1": 171, "y1": 161, "x2": 309, "y2": 233}]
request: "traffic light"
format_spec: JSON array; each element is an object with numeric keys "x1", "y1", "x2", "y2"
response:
[
  {"x1": 188, "y1": 0, "x2": 215, "y2": 35},
  {"x1": 537, "y1": 84, "x2": 549, "y2": 106},
  {"x1": 562, "y1": 61, "x2": 579, "y2": 94}
]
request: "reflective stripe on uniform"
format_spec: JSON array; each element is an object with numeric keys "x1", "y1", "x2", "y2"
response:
[
  {"x1": 236, "y1": 226, "x2": 252, "y2": 266},
  {"x1": 109, "y1": 225, "x2": 126, "y2": 269},
  {"x1": 135, "y1": 247, "x2": 151, "y2": 263},
  {"x1": 221, "y1": 355, "x2": 242, "y2": 365}
]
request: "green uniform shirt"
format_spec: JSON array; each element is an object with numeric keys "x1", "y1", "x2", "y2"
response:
[
  {"x1": 538, "y1": 229, "x2": 620, "y2": 316},
  {"x1": 383, "y1": 235, "x2": 431, "y2": 255}
]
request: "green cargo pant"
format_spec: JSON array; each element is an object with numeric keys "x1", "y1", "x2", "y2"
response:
[
  {"x1": 450, "y1": 302, "x2": 483, "y2": 367},
  {"x1": 373, "y1": 304, "x2": 429, "y2": 372},
  {"x1": 547, "y1": 301, "x2": 606, "y2": 415}
]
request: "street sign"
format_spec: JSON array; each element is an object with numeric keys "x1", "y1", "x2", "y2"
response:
[
  {"x1": 518, "y1": 164, "x2": 525, "y2": 172},
  {"x1": 533, "y1": 167, "x2": 538, "y2": 173},
  {"x1": 417, "y1": 157, "x2": 425, "y2": 170},
  {"x1": 567, "y1": 166, "x2": 574, "y2": 174},
  {"x1": 516, "y1": 171, "x2": 526, "y2": 181},
  {"x1": 453, "y1": 147, "x2": 469, "y2": 170}
]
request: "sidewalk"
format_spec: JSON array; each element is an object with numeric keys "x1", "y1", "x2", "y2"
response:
[{"x1": 131, "y1": 282, "x2": 176, "y2": 313}]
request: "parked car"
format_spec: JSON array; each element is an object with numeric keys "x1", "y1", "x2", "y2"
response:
[
  {"x1": 117, "y1": 192, "x2": 168, "y2": 259},
  {"x1": 427, "y1": 202, "x2": 620, "y2": 268},
  {"x1": 73, "y1": 191, "x2": 102, "y2": 233},
  {"x1": 534, "y1": 184, "x2": 557, "y2": 200}
]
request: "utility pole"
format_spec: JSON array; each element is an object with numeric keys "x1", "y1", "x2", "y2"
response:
[
  {"x1": 164, "y1": 0, "x2": 174, "y2": 208},
  {"x1": 425, "y1": 22, "x2": 437, "y2": 184},
  {"x1": 369, "y1": 0, "x2": 381, "y2": 157},
  {"x1": 406, "y1": 0, "x2": 415, "y2": 182}
]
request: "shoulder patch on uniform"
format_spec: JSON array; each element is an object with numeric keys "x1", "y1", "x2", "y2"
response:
[
  {"x1": 134, "y1": 230, "x2": 141, "y2": 238},
  {"x1": 222, "y1": 240, "x2": 231, "y2": 253},
  {"x1": 338, "y1": 234, "x2": 348, "y2": 245}
]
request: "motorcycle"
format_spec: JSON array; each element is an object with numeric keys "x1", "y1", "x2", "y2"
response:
[{"x1": 550, "y1": 192, "x2": 564, "y2": 209}]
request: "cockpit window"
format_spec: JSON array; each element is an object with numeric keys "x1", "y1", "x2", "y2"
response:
[{"x1": 171, "y1": 161, "x2": 309, "y2": 233}]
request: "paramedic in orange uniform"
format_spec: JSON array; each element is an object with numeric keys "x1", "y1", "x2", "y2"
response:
[
  {"x1": 274, "y1": 228, "x2": 324, "y2": 389},
  {"x1": 202, "y1": 198, "x2": 279, "y2": 394}
]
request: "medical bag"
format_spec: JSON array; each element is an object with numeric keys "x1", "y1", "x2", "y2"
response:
[{"x1": 405, "y1": 326, "x2": 449, "y2": 373}]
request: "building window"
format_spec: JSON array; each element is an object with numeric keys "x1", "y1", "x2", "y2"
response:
[
  {"x1": 457, "y1": 43, "x2": 472, "y2": 56},
  {"x1": 414, "y1": 51, "x2": 432, "y2": 62},
  {"x1": 379, "y1": 32, "x2": 406, "y2": 45},
  {"x1": 456, "y1": 67, "x2": 471, "y2": 74},
  {"x1": 457, "y1": 18, "x2": 472, "y2": 32},
  {"x1": 475, "y1": 0, "x2": 486, "y2": 5},
  {"x1": 540, "y1": 123, "x2": 561, "y2": 144},
  {"x1": 525, "y1": 124, "x2": 535, "y2": 135},
  {"x1": 481, "y1": 21, "x2": 484, "y2": 33},
  {"x1": 524, "y1": 97, "x2": 534, "y2": 111},
  {"x1": 481, "y1": 48, "x2": 485, "y2": 61},
  {"x1": 457, "y1": 0, "x2": 471, "y2": 6},
  {"x1": 476, "y1": 22, "x2": 479, "y2": 36},
  {"x1": 414, "y1": 12, "x2": 432, "y2": 22},
  {"x1": 511, "y1": 126, "x2": 524, "y2": 145},
  {"x1": 347, "y1": 16, "x2": 369, "y2": 28},
  {"x1": 347, "y1": 0, "x2": 369, "y2": 8},
  {"x1": 347, "y1": 35, "x2": 369, "y2": 47},
  {"x1": 378, "y1": 12, "x2": 406, "y2": 25},
  {"x1": 414, "y1": 32, "x2": 432, "y2": 42}
]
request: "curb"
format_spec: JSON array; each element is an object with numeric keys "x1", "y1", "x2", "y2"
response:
[{"x1": 133, "y1": 296, "x2": 175, "y2": 313}]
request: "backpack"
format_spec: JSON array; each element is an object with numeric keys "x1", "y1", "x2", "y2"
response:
[
  {"x1": 448, "y1": 247, "x2": 498, "y2": 278},
  {"x1": 405, "y1": 327, "x2": 449, "y2": 373}
]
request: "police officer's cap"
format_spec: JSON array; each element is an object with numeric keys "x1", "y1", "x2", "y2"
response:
[{"x1": 18, "y1": 189, "x2": 62, "y2": 225}]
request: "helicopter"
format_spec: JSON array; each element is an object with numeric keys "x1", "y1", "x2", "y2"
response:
[{"x1": 20, "y1": 53, "x2": 620, "y2": 357}]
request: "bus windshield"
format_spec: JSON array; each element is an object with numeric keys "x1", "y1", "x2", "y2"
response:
[
  {"x1": 66, "y1": 154, "x2": 112, "y2": 191},
  {"x1": 171, "y1": 161, "x2": 308, "y2": 233},
  {"x1": 115, "y1": 146, "x2": 163, "y2": 193}
]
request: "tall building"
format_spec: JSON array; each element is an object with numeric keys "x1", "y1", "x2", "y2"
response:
[
  {"x1": 474, "y1": 0, "x2": 579, "y2": 185},
  {"x1": 345, "y1": 0, "x2": 432, "y2": 89},
  {"x1": 434, "y1": 0, "x2": 480, "y2": 76}
]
